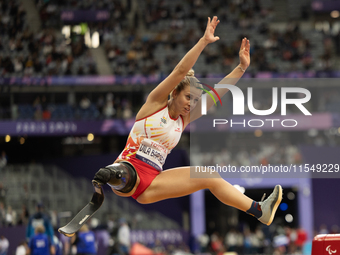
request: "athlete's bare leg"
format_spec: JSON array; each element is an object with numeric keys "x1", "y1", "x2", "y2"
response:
[{"x1": 136, "y1": 166, "x2": 253, "y2": 212}]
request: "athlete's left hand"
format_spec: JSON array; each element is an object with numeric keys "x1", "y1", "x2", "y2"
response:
[{"x1": 239, "y1": 37, "x2": 250, "y2": 70}]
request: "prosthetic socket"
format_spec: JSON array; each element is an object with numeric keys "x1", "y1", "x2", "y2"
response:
[{"x1": 93, "y1": 162, "x2": 137, "y2": 193}]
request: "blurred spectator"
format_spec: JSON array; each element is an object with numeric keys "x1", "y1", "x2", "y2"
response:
[
  {"x1": 80, "y1": 96, "x2": 91, "y2": 110},
  {"x1": 0, "y1": 183, "x2": 6, "y2": 206},
  {"x1": 225, "y1": 228, "x2": 243, "y2": 253},
  {"x1": 17, "y1": 205, "x2": 30, "y2": 226},
  {"x1": 13, "y1": 57, "x2": 24, "y2": 73},
  {"x1": 71, "y1": 224, "x2": 96, "y2": 255},
  {"x1": 152, "y1": 239, "x2": 166, "y2": 255},
  {"x1": 11, "y1": 104, "x2": 18, "y2": 120},
  {"x1": 243, "y1": 228, "x2": 254, "y2": 254},
  {"x1": 225, "y1": 229, "x2": 237, "y2": 252},
  {"x1": 319, "y1": 224, "x2": 328, "y2": 234},
  {"x1": 96, "y1": 96, "x2": 105, "y2": 118},
  {"x1": 15, "y1": 240, "x2": 28, "y2": 255},
  {"x1": 318, "y1": 50, "x2": 333, "y2": 71},
  {"x1": 0, "y1": 203, "x2": 5, "y2": 227},
  {"x1": 295, "y1": 227, "x2": 307, "y2": 251},
  {"x1": 50, "y1": 211, "x2": 59, "y2": 229},
  {"x1": 106, "y1": 217, "x2": 120, "y2": 255},
  {"x1": 254, "y1": 226, "x2": 265, "y2": 254},
  {"x1": 68, "y1": 92, "x2": 76, "y2": 108},
  {"x1": 118, "y1": 218, "x2": 130, "y2": 255},
  {"x1": 0, "y1": 152, "x2": 7, "y2": 169},
  {"x1": 41, "y1": 95, "x2": 51, "y2": 120},
  {"x1": 53, "y1": 235, "x2": 62, "y2": 255},
  {"x1": 59, "y1": 235, "x2": 71, "y2": 255},
  {"x1": 210, "y1": 232, "x2": 224, "y2": 255},
  {"x1": 103, "y1": 93, "x2": 116, "y2": 119},
  {"x1": 26, "y1": 203, "x2": 55, "y2": 249},
  {"x1": 33, "y1": 96, "x2": 42, "y2": 120},
  {"x1": 122, "y1": 101, "x2": 133, "y2": 120},
  {"x1": 28, "y1": 225, "x2": 53, "y2": 255},
  {"x1": 5, "y1": 206, "x2": 15, "y2": 226},
  {"x1": 273, "y1": 227, "x2": 289, "y2": 252},
  {"x1": 197, "y1": 233, "x2": 209, "y2": 253},
  {"x1": 0, "y1": 236, "x2": 9, "y2": 255}
]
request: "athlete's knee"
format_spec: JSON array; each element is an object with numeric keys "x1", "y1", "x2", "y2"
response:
[
  {"x1": 209, "y1": 171, "x2": 222, "y2": 179},
  {"x1": 198, "y1": 175, "x2": 223, "y2": 190},
  {"x1": 93, "y1": 162, "x2": 137, "y2": 193}
]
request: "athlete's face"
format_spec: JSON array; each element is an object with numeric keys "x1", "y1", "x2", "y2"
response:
[{"x1": 174, "y1": 85, "x2": 202, "y2": 116}]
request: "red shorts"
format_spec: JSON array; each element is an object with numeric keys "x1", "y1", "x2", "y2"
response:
[{"x1": 125, "y1": 157, "x2": 160, "y2": 199}]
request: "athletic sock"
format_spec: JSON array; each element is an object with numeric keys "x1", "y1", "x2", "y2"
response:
[{"x1": 246, "y1": 201, "x2": 262, "y2": 218}]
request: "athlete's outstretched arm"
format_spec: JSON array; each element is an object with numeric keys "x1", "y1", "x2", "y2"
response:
[
  {"x1": 138, "y1": 17, "x2": 220, "y2": 114},
  {"x1": 189, "y1": 38, "x2": 250, "y2": 122}
]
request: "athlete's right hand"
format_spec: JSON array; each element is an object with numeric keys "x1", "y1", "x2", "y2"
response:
[{"x1": 202, "y1": 16, "x2": 220, "y2": 44}]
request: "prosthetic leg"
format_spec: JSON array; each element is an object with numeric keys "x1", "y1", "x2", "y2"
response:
[{"x1": 58, "y1": 162, "x2": 137, "y2": 237}]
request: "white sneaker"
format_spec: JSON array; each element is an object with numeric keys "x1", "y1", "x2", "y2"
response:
[{"x1": 258, "y1": 185, "x2": 283, "y2": 226}]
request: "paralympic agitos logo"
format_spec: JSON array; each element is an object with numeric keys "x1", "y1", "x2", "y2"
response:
[{"x1": 198, "y1": 83, "x2": 312, "y2": 128}]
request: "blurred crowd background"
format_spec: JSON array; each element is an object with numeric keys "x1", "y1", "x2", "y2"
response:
[
  {"x1": 1, "y1": 0, "x2": 339, "y2": 77},
  {"x1": 1, "y1": 0, "x2": 340, "y2": 254}
]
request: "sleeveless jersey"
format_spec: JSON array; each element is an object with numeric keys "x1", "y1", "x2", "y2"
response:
[{"x1": 118, "y1": 105, "x2": 184, "y2": 171}]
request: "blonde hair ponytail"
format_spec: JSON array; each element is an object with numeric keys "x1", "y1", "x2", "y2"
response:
[
  {"x1": 186, "y1": 69, "x2": 195, "y2": 77},
  {"x1": 170, "y1": 69, "x2": 202, "y2": 97}
]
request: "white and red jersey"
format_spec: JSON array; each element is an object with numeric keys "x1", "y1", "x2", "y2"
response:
[{"x1": 118, "y1": 105, "x2": 184, "y2": 171}]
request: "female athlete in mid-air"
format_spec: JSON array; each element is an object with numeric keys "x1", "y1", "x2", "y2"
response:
[{"x1": 94, "y1": 16, "x2": 282, "y2": 225}]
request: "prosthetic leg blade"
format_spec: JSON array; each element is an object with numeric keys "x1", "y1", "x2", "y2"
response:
[{"x1": 58, "y1": 181, "x2": 104, "y2": 237}]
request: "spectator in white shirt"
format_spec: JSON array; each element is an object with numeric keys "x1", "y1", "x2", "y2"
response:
[
  {"x1": 0, "y1": 236, "x2": 9, "y2": 255},
  {"x1": 118, "y1": 218, "x2": 130, "y2": 255}
]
